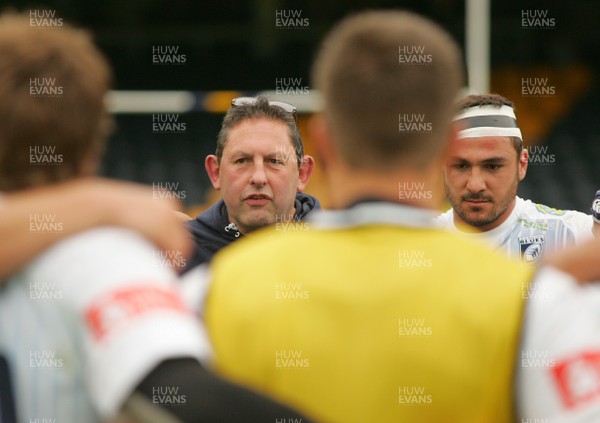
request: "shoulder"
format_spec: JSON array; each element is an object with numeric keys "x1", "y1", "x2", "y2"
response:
[
  {"x1": 519, "y1": 198, "x2": 591, "y2": 224},
  {"x1": 23, "y1": 226, "x2": 174, "y2": 295},
  {"x1": 33, "y1": 226, "x2": 153, "y2": 262},
  {"x1": 519, "y1": 197, "x2": 586, "y2": 220},
  {"x1": 211, "y1": 223, "x2": 530, "y2": 278},
  {"x1": 189, "y1": 200, "x2": 227, "y2": 230},
  {"x1": 519, "y1": 198, "x2": 592, "y2": 235},
  {"x1": 187, "y1": 201, "x2": 233, "y2": 247}
]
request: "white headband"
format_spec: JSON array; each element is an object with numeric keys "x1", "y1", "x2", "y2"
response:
[{"x1": 453, "y1": 104, "x2": 522, "y2": 141}]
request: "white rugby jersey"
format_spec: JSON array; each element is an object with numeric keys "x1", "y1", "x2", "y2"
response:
[
  {"x1": 0, "y1": 228, "x2": 211, "y2": 422},
  {"x1": 517, "y1": 266, "x2": 600, "y2": 422},
  {"x1": 436, "y1": 197, "x2": 593, "y2": 264}
]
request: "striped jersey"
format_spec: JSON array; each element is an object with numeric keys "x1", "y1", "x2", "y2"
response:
[
  {"x1": 0, "y1": 228, "x2": 211, "y2": 422},
  {"x1": 436, "y1": 196, "x2": 593, "y2": 264}
]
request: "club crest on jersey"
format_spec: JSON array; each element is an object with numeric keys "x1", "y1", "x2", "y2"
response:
[{"x1": 518, "y1": 234, "x2": 545, "y2": 263}]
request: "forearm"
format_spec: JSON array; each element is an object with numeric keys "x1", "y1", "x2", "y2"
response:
[
  {"x1": 0, "y1": 180, "x2": 104, "y2": 279},
  {"x1": 544, "y1": 245, "x2": 596, "y2": 283},
  {"x1": 123, "y1": 358, "x2": 312, "y2": 423},
  {"x1": 0, "y1": 177, "x2": 191, "y2": 281}
]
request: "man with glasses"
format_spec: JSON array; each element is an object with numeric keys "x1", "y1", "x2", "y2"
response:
[{"x1": 184, "y1": 95, "x2": 318, "y2": 270}]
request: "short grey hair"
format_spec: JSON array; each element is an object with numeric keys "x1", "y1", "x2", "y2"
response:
[{"x1": 215, "y1": 95, "x2": 304, "y2": 167}]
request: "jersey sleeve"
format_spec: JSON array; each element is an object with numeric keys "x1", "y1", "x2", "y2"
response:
[
  {"x1": 517, "y1": 266, "x2": 600, "y2": 422},
  {"x1": 23, "y1": 227, "x2": 212, "y2": 418}
]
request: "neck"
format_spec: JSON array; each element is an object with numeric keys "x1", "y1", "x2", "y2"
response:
[{"x1": 325, "y1": 162, "x2": 444, "y2": 211}]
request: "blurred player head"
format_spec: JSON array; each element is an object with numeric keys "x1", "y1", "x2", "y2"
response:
[
  {"x1": 0, "y1": 13, "x2": 112, "y2": 192},
  {"x1": 309, "y1": 10, "x2": 463, "y2": 207},
  {"x1": 444, "y1": 93, "x2": 529, "y2": 231},
  {"x1": 205, "y1": 95, "x2": 314, "y2": 234}
]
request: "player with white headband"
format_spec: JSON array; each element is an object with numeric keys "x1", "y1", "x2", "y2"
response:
[{"x1": 437, "y1": 93, "x2": 596, "y2": 263}]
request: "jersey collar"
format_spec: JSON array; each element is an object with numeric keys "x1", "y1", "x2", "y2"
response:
[{"x1": 308, "y1": 200, "x2": 438, "y2": 230}]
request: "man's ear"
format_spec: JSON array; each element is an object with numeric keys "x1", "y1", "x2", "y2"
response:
[
  {"x1": 308, "y1": 113, "x2": 336, "y2": 173},
  {"x1": 297, "y1": 155, "x2": 315, "y2": 192},
  {"x1": 205, "y1": 155, "x2": 221, "y2": 190},
  {"x1": 519, "y1": 147, "x2": 529, "y2": 181}
]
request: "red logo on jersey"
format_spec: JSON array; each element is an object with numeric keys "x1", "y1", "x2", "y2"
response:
[
  {"x1": 85, "y1": 285, "x2": 188, "y2": 340},
  {"x1": 552, "y1": 351, "x2": 600, "y2": 409}
]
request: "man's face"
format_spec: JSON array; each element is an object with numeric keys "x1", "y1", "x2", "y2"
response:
[
  {"x1": 444, "y1": 136, "x2": 527, "y2": 231},
  {"x1": 207, "y1": 118, "x2": 310, "y2": 234}
]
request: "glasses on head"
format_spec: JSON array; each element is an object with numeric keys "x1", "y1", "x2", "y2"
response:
[{"x1": 231, "y1": 97, "x2": 297, "y2": 119}]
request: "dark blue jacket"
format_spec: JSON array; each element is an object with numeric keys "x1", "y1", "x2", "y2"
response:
[{"x1": 183, "y1": 193, "x2": 320, "y2": 271}]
